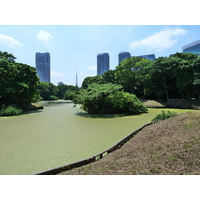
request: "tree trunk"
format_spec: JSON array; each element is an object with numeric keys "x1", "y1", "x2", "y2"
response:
[{"x1": 163, "y1": 77, "x2": 169, "y2": 102}]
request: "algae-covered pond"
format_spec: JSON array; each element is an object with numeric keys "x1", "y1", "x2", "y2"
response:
[{"x1": 0, "y1": 101, "x2": 194, "y2": 174}]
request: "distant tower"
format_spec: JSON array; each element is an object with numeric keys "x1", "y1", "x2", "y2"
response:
[
  {"x1": 75, "y1": 71, "x2": 78, "y2": 87},
  {"x1": 97, "y1": 53, "x2": 109, "y2": 75},
  {"x1": 118, "y1": 52, "x2": 131, "y2": 64},
  {"x1": 35, "y1": 52, "x2": 50, "y2": 82}
]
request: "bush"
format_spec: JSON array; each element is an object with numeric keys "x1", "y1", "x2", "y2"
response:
[
  {"x1": 151, "y1": 110, "x2": 177, "y2": 122},
  {"x1": 73, "y1": 83, "x2": 147, "y2": 115},
  {"x1": 0, "y1": 105, "x2": 23, "y2": 116},
  {"x1": 106, "y1": 91, "x2": 148, "y2": 114},
  {"x1": 49, "y1": 95, "x2": 59, "y2": 100}
]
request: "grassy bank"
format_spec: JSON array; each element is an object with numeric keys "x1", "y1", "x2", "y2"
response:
[
  {"x1": 60, "y1": 111, "x2": 200, "y2": 175},
  {"x1": 0, "y1": 105, "x2": 22, "y2": 116},
  {"x1": 0, "y1": 102, "x2": 43, "y2": 117}
]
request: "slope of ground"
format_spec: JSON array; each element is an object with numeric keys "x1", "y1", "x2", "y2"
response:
[{"x1": 60, "y1": 111, "x2": 200, "y2": 175}]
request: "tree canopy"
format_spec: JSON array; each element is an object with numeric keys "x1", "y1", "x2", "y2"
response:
[
  {"x1": 0, "y1": 57, "x2": 39, "y2": 107},
  {"x1": 73, "y1": 83, "x2": 147, "y2": 114}
]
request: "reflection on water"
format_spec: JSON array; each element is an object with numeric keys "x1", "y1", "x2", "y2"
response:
[{"x1": 39, "y1": 100, "x2": 73, "y2": 107}]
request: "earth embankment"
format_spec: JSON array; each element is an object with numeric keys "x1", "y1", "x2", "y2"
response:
[{"x1": 60, "y1": 111, "x2": 200, "y2": 175}]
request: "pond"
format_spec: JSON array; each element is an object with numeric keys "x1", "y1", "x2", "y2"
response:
[{"x1": 0, "y1": 100, "x2": 194, "y2": 174}]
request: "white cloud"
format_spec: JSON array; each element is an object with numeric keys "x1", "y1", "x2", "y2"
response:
[
  {"x1": 88, "y1": 65, "x2": 97, "y2": 71},
  {"x1": 129, "y1": 28, "x2": 188, "y2": 51},
  {"x1": 0, "y1": 34, "x2": 21, "y2": 47},
  {"x1": 37, "y1": 30, "x2": 52, "y2": 45},
  {"x1": 51, "y1": 71, "x2": 64, "y2": 77}
]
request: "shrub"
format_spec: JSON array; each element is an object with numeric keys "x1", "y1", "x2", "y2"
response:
[
  {"x1": 73, "y1": 83, "x2": 147, "y2": 115},
  {"x1": 151, "y1": 110, "x2": 177, "y2": 122},
  {"x1": 0, "y1": 105, "x2": 23, "y2": 116},
  {"x1": 106, "y1": 91, "x2": 148, "y2": 114},
  {"x1": 49, "y1": 95, "x2": 59, "y2": 100}
]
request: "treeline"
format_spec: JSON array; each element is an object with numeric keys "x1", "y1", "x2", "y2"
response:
[
  {"x1": 1, "y1": 51, "x2": 200, "y2": 115},
  {"x1": 0, "y1": 51, "x2": 78, "y2": 113},
  {"x1": 37, "y1": 82, "x2": 79, "y2": 101},
  {"x1": 82, "y1": 53, "x2": 200, "y2": 100}
]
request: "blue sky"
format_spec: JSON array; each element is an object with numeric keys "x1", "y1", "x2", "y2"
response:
[{"x1": 1, "y1": 25, "x2": 200, "y2": 86}]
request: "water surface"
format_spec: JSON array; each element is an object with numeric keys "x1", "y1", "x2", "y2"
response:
[{"x1": 0, "y1": 101, "x2": 193, "y2": 174}]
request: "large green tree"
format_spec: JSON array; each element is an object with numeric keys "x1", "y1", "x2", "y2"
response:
[
  {"x1": 73, "y1": 83, "x2": 147, "y2": 115},
  {"x1": 0, "y1": 57, "x2": 39, "y2": 107},
  {"x1": 144, "y1": 56, "x2": 180, "y2": 100},
  {"x1": 37, "y1": 82, "x2": 58, "y2": 100},
  {"x1": 115, "y1": 57, "x2": 152, "y2": 96},
  {"x1": 171, "y1": 53, "x2": 200, "y2": 99},
  {"x1": 81, "y1": 75, "x2": 104, "y2": 89},
  {"x1": 57, "y1": 84, "x2": 79, "y2": 99}
]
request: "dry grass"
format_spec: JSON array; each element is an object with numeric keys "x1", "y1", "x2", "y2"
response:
[{"x1": 59, "y1": 111, "x2": 200, "y2": 175}]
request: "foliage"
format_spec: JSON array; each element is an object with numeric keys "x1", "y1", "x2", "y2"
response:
[
  {"x1": 74, "y1": 83, "x2": 122, "y2": 114},
  {"x1": 102, "y1": 70, "x2": 118, "y2": 84},
  {"x1": 81, "y1": 75, "x2": 104, "y2": 89},
  {"x1": 0, "y1": 57, "x2": 40, "y2": 107},
  {"x1": 115, "y1": 57, "x2": 152, "y2": 95},
  {"x1": 143, "y1": 56, "x2": 180, "y2": 100},
  {"x1": 0, "y1": 105, "x2": 22, "y2": 116},
  {"x1": 37, "y1": 82, "x2": 58, "y2": 100},
  {"x1": 73, "y1": 83, "x2": 147, "y2": 115},
  {"x1": 0, "y1": 51, "x2": 16, "y2": 62},
  {"x1": 106, "y1": 91, "x2": 148, "y2": 114},
  {"x1": 57, "y1": 84, "x2": 79, "y2": 99},
  {"x1": 64, "y1": 90, "x2": 77, "y2": 100},
  {"x1": 151, "y1": 110, "x2": 177, "y2": 122}
]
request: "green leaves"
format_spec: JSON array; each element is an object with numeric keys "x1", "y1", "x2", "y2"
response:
[
  {"x1": 0, "y1": 56, "x2": 39, "y2": 106},
  {"x1": 73, "y1": 83, "x2": 147, "y2": 115},
  {"x1": 151, "y1": 110, "x2": 177, "y2": 123}
]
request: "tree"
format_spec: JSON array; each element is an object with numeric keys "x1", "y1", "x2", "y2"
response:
[
  {"x1": 172, "y1": 53, "x2": 200, "y2": 99},
  {"x1": 106, "y1": 91, "x2": 148, "y2": 114},
  {"x1": 115, "y1": 57, "x2": 152, "y2": 96},
  {"x1": 57, "y1": 84, "x2": 79, "y2": 99},
  {"x1": 73, "y1": 83, "x2": 147, "y2": 115},
  {"x1": 144, "y1": 56, "x2": 180, "y2": 100},
  {"x1": 74, "y1": 83, "x2": 123, "y2": 114},
  {"x1": 102, "y1": 69, "x2": 118, "y2": 84},
  {"x1": 0, "y1": 58, "x2": 39, "y2": 107},
  {"x1": 81, "y1": 75, "x2": 104, "y2": 89},
  {"x1": 0, "y1": 51, "x2": 16, "y2": 62},
  {"x1": 37, "y1": 82, "x2": 58, "y2": 100}
]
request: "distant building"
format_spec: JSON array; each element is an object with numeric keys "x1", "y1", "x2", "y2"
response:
[
  {"x1": 35, "y1": 52, "x2": 50, "y2": 82},
  {"x1": 58, "y1": 82, "x2": 64, "y2": 86},
  {"x1": 75, "y1": 71, "x2": 78, "y2": 87},
  {"x1": 118, "y1": 52, "x2": 131, "y2": 64},
  {"x1": 136, "y1": 54, "x2": 155, "y2": 61},
  {"x1": 97, "y1": 53, "x2": 109, "y2": 75},
  {"x1": 182, "y1": 39, "x2": 200, "y2": 54}
]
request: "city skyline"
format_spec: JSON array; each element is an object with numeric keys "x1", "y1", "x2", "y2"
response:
[{"x1": 1, "y1": 25, "x2": 200, "y2": 86}]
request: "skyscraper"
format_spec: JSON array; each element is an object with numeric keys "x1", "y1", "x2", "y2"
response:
[
  {"x1": 35, "y1": 52, "x2": 50, "y2": 82},
  {"x1": 75, "y1": 71, "x2": 78, "y2": 87},
  {"x1": 182, "y1": 39, "x2": 200, "y2": 54},
  {"x1": 118, "y1": 52, "x2": 131, "y2": 64},
  {"x1": 97, "y1": 53, "x2": 109, "y2": 75}
]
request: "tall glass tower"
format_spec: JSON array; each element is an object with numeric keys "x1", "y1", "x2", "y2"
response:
[
  {"x1": 35, "y1": 52, "x2": 50, "y2": 82},
  {"x1": 97, "y1": 53, "x2": 109, "y2": 75},
  {"x1": 118, "y1": 52, "x2": 131, "y2": 64}
]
